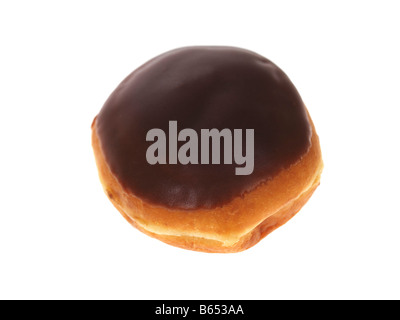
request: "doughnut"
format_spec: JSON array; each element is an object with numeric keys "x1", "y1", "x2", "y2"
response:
[{"x1": 91, "y1": 46, "x2": 323, "y2": 253}]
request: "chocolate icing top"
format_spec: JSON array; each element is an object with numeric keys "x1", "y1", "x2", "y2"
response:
[{"x1": 95, "y1": 46, "x2": 311, "y2": 209}]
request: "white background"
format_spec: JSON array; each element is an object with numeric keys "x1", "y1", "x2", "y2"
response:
[{"x1": 1, "y1": 1, "x2": 399, "y2": 300}]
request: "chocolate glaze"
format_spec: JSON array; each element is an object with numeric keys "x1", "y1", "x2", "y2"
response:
[{"x1": 95, "y1": 47, "x2": 311, "y2": 209}]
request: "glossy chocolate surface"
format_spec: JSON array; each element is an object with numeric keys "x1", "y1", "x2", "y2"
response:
[{"x1": 95, "y1": 47, "x2": 311, "y2": 209}]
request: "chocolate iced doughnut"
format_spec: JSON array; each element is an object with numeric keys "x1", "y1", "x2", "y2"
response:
[{"x1": 92, "y1": 46, "x2": 323, "y2": 252}]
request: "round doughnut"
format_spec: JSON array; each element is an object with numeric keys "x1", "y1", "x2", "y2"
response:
[{"x1": 91, "y1": 46, "x2": 323, "y2": 253}]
